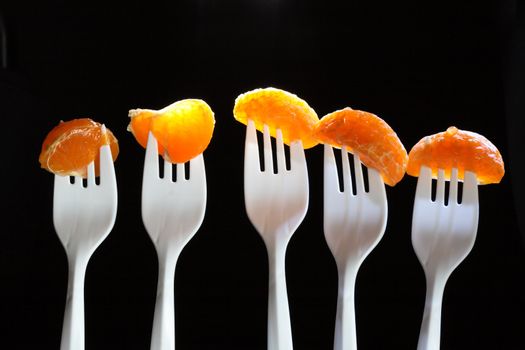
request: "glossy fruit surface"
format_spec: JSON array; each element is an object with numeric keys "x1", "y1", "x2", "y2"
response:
[
  {"x1": 128, "y1": 99, "x2": 215, "y2": 163},
  {"x1": 233, "y1": 87, "x2": 319, "y2": 149},
  {"x1": 39, "y1": 118, "x2": 119, "y2": 177},
  {"x1": 407, "y1": 126, "x2": 504, "y2": 184},
  {"x1": 314, "y1": 107, "x2": 407, "y2": 186}
]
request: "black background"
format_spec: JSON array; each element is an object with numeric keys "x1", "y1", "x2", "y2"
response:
[{"x1": 1, "y1": 0, "x2": 525, "y2": 349}]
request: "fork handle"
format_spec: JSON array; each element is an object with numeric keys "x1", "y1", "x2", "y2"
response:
[
  {"x1": 267, "y1": 240, "x2": 294, "y2": 350},
  {"x1": 60, "y1": 257, "x2": 88, "y2": 350},
  {"x1": 333, "y1": 267, "x2": 358, "y2": 350},
  {"x1": 150, "y1": 254, "x2": 178, "y2": 350},
  {"x1": 417, "y1": 276, "x2": 446, "y2": 350}
]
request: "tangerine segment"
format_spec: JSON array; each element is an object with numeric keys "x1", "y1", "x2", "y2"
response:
[
  {"x1": 39, "y1": 118, "x2": 119, "y2": 177},
  {"x1": 407, "y1": 126, "x2": 504, "y2": 185},
  {"x1": 128, "y1": 99, "x2": 215, "y2": 163},
  {"x1": 128, "y1": 109, "x2": 165, "y2": 155},
  {"x1": 314, "y1": 108, "x2": 408, "y2": 186},
  {"x1": 128, "y1": 108, "x2": 164, "y2": 154},
  {"x1": 233, "y1": 87, "x2": 319, "y2": 149}
]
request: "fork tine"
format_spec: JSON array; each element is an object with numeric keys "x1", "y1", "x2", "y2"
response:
[
  {"x1": 54, "y1": 174, "x2": 71, "y2": 190},
  {"x1": 144, "y1": 131, "x2": 160, "y2": 180},
  {"x1": 188, "y1": 154, "x2": 206, "y2": 183},
  {"x1": 99, "y1": 144, "x2": 116, "y2": 187},
  {"x1": 164, "y1": 156, "x2": 172, "y2": 181},
  {"x1": 324, "y1": 145, "x2": 340, "y2": 194},
  {"x1": 462, "y1": 171, "x2": 478, "y2": 205},
  {"x1": 341, "y1": 146, "x2": 353, "y2": 194},
  {"x1": 245, "y1": 119, "x2": 261, "y2": 173},
  {"x1": 87, "y1": 161, "x2": 96, "y2": 186},
  {"x1": 416, "y1": 166, "x2": 433, "y2": 200},
  {"x1": 176, "y1": 163, "x2": 185, "y2": 181},
  {"x1": 263, "y1": 124, "x2": 273, "y2": 173},
  {"x1": 289, "y1": 139, "x2": 307, "y2": 173},
  {"x1": 449, "y1": 168, "x2": 459, "y2": 205},
  {"x1": 367, "y1": 166, "x2": 384, "y2": 193},
  {"x1": 99, "y1": 125, "x2": 117, "y2": 186},
  {"x1": 435, "y1": 169, "x2": 445, "y2": 204},
  {"x1": 275, "y1": 129, "x2": 286, "y2": 172},
  {"x1": 74, "y1": 175, "x2": 83, "y2": 188},
  {"x1": 353, "y1": 153, "x2": 365, "y2": 194}
]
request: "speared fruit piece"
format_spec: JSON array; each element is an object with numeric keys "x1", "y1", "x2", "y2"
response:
[
  {"x1": 128, "y1": 99, "x2": 215, "y2": 163},
  {"x1": 407, "y1": 126, "x2": 504, "y2": 184},
  {"x1": 233, "y1": 87, "x2": 319, "y2": 149},
  {"x1": 314, "y1": 107, "x2": 408, "y2": 186},
  {"x1": 39, "y1": 118, "x2": 119, "y2": 177}
]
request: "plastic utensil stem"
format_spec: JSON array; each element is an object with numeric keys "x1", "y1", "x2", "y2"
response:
[
  {"x1": 417, "y1": 273, "x2": 446, "y2": 350},
  {"x1": 61, "y1": 255, "x2": 89, "y2": 350},
  {"x1": 150, "y1": 248, "x2": 180, "y2": 350},
  {"x1": 266, "y1": 233, "x2": 293, "y2": 350},
  {"x1": 334, "y1": 265, "x2": 358, "y2": 350}
]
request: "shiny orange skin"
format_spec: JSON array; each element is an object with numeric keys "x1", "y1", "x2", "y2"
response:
[
  {"x1": 314, "y1": 107, "x2": 408, "y2": 186},
  {"x1": 128, "y1": 99, "x2": 215, "y2": 163},
  {"x1": 233, "y1": 87, "x2": 319, "y2": 149},
  {"x1": 39, "y1": 118, "x2": 119, "y2": 177},
  {"x1": 407, "y1": 126, "x2": 504, "y2": 184}
]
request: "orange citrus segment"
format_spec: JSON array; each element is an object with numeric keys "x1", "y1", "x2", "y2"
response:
[
  {"x1": 314, "y1": 107, "x2": 408, "y2": 186},
  {"x1": 233, "y1": 87, "x2": 319, "y2": 149},
  {"x1": 128, "y1": 99, "x2": 215, "y2": 163},
  {"x1": 127, "y1": 109, "x2": 165, "y2": 155},
  {"x1": 407, "y1": 126, "x2": 504, "y2": 184},
  {"x1": 39, "y1": 118, "x2": 119, "y2": 177}
]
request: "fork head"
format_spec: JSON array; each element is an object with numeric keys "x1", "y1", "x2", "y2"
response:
[
  {"x1": 243, "y1": 119, "x2": 309, "y2": 247},
  {"x1": 323, "y1": 145, "x2": 388, "y2": 268},
  {"x1": 411, "y1": 166, "x2": 479, "y2": 277},
  {"x1": 141, "y1": 132, "x2": 207, "y2": 253},
  {"x1": 53, "y1": 141, "x2": 118, "y2": 258}
]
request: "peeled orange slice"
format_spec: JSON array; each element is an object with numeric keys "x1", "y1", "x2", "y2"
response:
[
  {"x1": 233, "y1": 87, "x2": 319, "y2": 149},
  {"x1": 314, "y1": 107, "x2": 408, "y2": 186},
  {"x1": 407, "y1": 126, "x2": 504, "y2": 184},
  {"x1": 39, "y1": 118, "x2": 119, "y2": 177},
  {"x1": 128, "y1": 99, "x2": 215, "y2": 163}
]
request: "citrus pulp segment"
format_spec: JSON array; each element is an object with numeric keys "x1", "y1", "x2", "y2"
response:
[
  {"x1": 233, "y1": 87, "x2": 319, "y2": 149},
  {"x1": 314, "y1": 107, "x2": 408, "y2": 186},
  {"x1": 39, "y1": 118, "x2": 119, "y2": 177},
  {"x1": 407, "y1": 126, "x2": 504, "y2": 184},
  {"x1": 128, "y1": 99, "x2": 215, "y2": 163}
]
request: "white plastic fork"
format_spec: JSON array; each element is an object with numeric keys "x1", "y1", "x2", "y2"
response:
[
  {"x1": 141, "y1": 132, "x2": 207, "y2": 350},
  {"x1": 323, "y1": 145, "x2": 388, "y2": 350},
  {"x1": 244, "y1": 120, "x2": 309, "y2": 350},
  {"x1": 53, "y1": 135, "x2": 118, "y2": 350},
  {"x1": 411, "y1": 166, "x2": 479, "y2": 350}
]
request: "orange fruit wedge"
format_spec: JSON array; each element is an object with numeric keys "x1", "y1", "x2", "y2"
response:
[
  {"x1": 233, "y1": 87, "x2": 319, "y2": 149},
  {"x1": 314, "y1": 107, "x2": 408, "y2": 186},
  {"x1": 39, "y1": 118, "x2": 119, "y2": 177},
  {"x1": 128, "y1": 99, "x2": 215, "y2": 163},
  {"x1": 407, "y1": 126, "x2": 504, "y2": 184}
]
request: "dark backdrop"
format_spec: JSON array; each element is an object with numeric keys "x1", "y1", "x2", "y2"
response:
[{"x1": 1, "y1": 0, "x2": 524, "y2": 349}]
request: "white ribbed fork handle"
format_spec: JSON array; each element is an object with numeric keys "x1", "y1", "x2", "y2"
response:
[
  {"x1": 150, "y1": 247, "x2": 181, "y2": 350},
  {"x1": 333, "y1": 265, "x2": 359, "y2": 350},
  {"x1": 265, "y1": 232, "x2": 293, "y2": 350},
  {"x1": 417, "y1": 273, "x2": 447, "y2": 350},
  {"x1": 60, "y1": 254, "x2": 89, "y2": 350}
]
